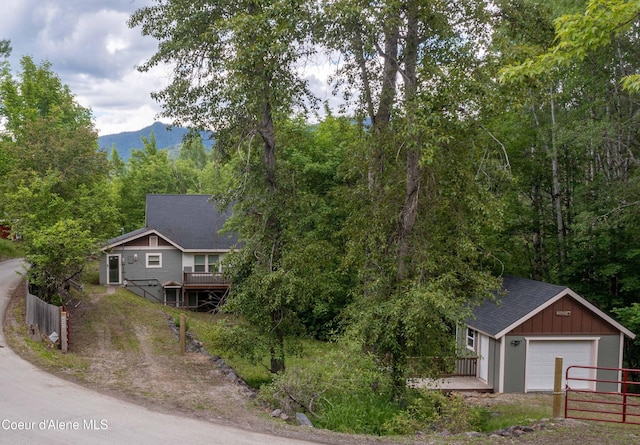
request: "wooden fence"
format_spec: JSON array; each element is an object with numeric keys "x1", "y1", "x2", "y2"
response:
[{"x1": 25, "y1": 290, "x2": 69, "y2": 352}]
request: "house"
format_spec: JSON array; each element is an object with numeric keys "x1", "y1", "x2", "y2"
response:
[
  {"x1": 462, "y1": 276, "x2": 635, "y2": 393},
  {"x1": 99, "y1": 194, "x2": 238, "y2": 310}
]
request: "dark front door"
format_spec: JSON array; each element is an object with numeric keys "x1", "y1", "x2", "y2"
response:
[{"x1": 108, "y1": 255, "x2": 120, "y2": 284}]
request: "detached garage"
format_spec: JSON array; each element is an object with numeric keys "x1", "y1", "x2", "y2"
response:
[{"x1": 465, "y1": 276, "x2": 635, "y2": 393}]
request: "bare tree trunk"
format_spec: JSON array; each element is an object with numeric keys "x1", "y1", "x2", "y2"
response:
[
  {"x1": 531, "y1": 181, "x2": 545, "y2": 281},
  {"x1": 368, "y1": 8, "x2": 399, "y2": 194},
  {"x1": 531, "y1": 94, "x2": 565, "y2": 269},
  {"x1": 397, "y1": 0, "x2": 420, "y2": 282},
  {"x1": 548, "y1": 93, "x2": 566, "y2": 267},
  {"x1": 260, "y1": 101, "x2": 277, "y2": 193}
]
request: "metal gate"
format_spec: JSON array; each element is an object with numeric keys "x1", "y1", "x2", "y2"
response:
[{"x1": 565, "y1": 365, "x2": 640, "y2": 424}]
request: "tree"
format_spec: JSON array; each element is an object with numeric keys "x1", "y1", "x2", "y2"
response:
[
  {"x1": 493, "y1": 0, "x2": 640, "y2": 310},
  {"x1": 0, "y1": 39, "x2": 10, "y2": 58},
  {"x1": 0, "y1": 57, "x2": 106, "y2": 201},
  {"x1": 111, "y1": 133, "x2": 179, "y2": 231},
  {"x1": 321, "y1": 0, "x2": 504, "y2": 392},
  {"x1": 500, "y1": 0, "x2": 640, "y2": 91},
  {"x1": 0, "y1": 55, "x2": 117, "y2": 302},
  {"x1": 130, "y1": 0, "x2": 317, "y2": 373}
]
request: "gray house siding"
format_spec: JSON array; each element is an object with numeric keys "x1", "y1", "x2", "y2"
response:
[
  {"x1": 503, "y1": 335, "x2": 527, "y2": 393},
  {"x1": 98, "y1": 254, "x2": 108, "y2": 284},
  {"x1": 595, "y1": 335, "x2": 623, "y2": 392},
  {"x1": 499, "y1": 334, "x2": 622, "y2": 393},
  {"x1": 100, "y1": 247, "x2": 183, "y2": 304},
  {"x1": 123, "y1": 248, "x2": 182, "y2": 303},
  {"x1": 487, "y1": 337, "x2": 499, "y2": 391}
]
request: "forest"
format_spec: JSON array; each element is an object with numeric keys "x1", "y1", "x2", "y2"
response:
[{"x1": 1, "y1": 0, "x2": 640, "y2": 434}]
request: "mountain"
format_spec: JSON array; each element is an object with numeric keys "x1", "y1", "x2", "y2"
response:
[{"x1": 98, "y1": 122, "x2": 214, "y2": 161}]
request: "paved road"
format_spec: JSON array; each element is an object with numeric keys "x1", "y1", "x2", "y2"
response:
[{"x1": 0, "y1": 259, "x2": 316, "y2": 445}]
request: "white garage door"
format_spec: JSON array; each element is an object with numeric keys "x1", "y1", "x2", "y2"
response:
[{"x1": 525, "y1": 339, "x2": 596, "y2": 392}]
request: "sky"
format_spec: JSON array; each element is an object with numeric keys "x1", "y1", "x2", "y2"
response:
[{"x1": 1, "y1": 0, "x2": 338, "y2": 136}]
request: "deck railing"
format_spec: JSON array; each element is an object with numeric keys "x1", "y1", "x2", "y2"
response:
[
  {"x1": 409, "y1": 356, "x2": 478, "y2": 377},
  {"x1": 183, "y1": 271, "x2": 229, "y2": 286},
  {"x1": 452, "y1": 357, "x2": 478, "y2": 377}
]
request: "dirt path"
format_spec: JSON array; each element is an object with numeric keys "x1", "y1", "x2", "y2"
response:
[{"x1": 67, "y1": 291, "x2": 268, "y2": 428}]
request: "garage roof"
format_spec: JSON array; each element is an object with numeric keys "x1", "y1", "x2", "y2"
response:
[{"x1": 467, "y1": 276, "x2": 635, "y2": 340}]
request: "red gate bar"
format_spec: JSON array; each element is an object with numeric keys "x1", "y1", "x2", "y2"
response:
[{"x1": 565, "y1": 365, "x2": 640, "y2": 425}]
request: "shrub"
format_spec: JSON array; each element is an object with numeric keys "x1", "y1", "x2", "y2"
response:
[
  {"x1": 209, "y1": 323, "x2": 268, "y2": 364},
  {"x1": 0, "y1": 239, "x2": 23, "y2": 258},
  {"x1": 384, "y1": 389, "x2": 489, "y2": 434},
  {"x1": 259, "y1": 340, "x2": 401, "y2": 435}
]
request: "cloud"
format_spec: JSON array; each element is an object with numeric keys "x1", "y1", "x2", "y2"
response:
[
  {"x1": 1, "y1": 0, "x2": 345, "y2": 136},
  {"x1": 2, "y1": 0, "x2": 162, "y2": 135}
]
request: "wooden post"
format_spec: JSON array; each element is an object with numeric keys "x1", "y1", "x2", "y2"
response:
[
  {"x1": 60, "y1": 310, "x2": 68, "y2": 353},
  {"x1": 179, "y1": 313, "x2": 186, "y2": 355},
  {"x1": 553, "y1": 356, "x2": 563, "y2": 418}
]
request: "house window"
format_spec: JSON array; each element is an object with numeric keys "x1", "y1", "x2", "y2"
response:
[
  {"x1": 194, "y1": 254, "x2": 221, "y2": 273},
  {"x1": 146, "y1": 253, "x2": 162, "y2": 268},
  {"x1": 208, "y1": 255, "x2": 220, "y2": 273},
  {"x1": 194, "y1": 255, "x2": 206, "y2": 272},
  {"x1": 149, "y1": 235, "x2": 158, "y2": 247},
  {"x1": 466, "y1": 328, "x2": 476, "y2": 350}
]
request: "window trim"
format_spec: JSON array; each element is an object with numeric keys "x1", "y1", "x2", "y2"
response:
[
  {"x1": 146, "y1": 253, "x2": 162, "y2": 268},
  {"x1": 208, "y1": 254, "x2": 220, "y2": 273},
  {"x1": 194, "y1": 254, "x2": 206, "y2": 272},
  {"x1": 466, "y1": 328, "x2": 476, "y2": 350}
]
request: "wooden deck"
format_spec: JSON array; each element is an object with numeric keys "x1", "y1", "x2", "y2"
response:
[
  {"x1": 408, "y1": 376, "x2": 493, "y2": 392},
  {"x1": 183, "y1": 272, "x2": 229, "y2": 289}
]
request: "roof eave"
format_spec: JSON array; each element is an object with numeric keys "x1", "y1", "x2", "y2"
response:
[
  {"x1": 487, "y1": 287, "x2": 636, "y2": 340},
  {"x1": 101, "y1": 229, "x2": 185, "y2": 252}
]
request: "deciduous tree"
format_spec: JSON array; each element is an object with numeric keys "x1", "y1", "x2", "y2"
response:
[
  {"x1": 0, "y1": 55, "x2": 117, "y2": 302},
  {"x1": 130, "y1": 0, "x2": 317, "y2": 373}
]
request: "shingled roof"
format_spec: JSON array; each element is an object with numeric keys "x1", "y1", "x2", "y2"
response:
[
  {"x1": 103, "y1": 194, "x2": 238, "y2": 251},
  {"x1": 145, "y1": 194, "x2": 237, "y2": 250},
  {"x1": 467, "y1": 276, "x2": 635, "y2": 339}
]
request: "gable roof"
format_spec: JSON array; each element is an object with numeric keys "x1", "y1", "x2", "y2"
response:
[
  {"x1": 467, "y1": 276, "x2": 635, "y2": 340},
  {"x1": 103, "y1": 194, "x2": 237, "y2": 251},
  {"x1": 145, "y1": 194, "x2": 237, "y2": 250}
]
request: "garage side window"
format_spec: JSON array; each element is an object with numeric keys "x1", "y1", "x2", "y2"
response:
[{"x1": 466, "y1": 328, "x2": 476, "y2": 350}]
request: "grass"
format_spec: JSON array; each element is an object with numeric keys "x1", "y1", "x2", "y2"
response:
[
  {"x1": 0, "y1": 238, "x2": 23, "y2": 259},
  {"x1": 77, "y1": 290, "x2": 143, "y2": 352},
  {"x1": 476, "y1": 394, "x2": 553, "y2": 432}
]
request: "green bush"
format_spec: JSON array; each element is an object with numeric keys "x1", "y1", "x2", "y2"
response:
[
  {"x1": 384, "y1": 389, "x2": 490, "y2": 435},
  {"x1": 260, "y1": 340, "x2": 402, "y2": 435},
  {"x1": 208, "y1": 323, "x2": 267, "y2": 364},
  {"x1": 0, "y1": 239, "x2": 23, "y2": 258},
  {"x1": 260, "y1": 339, "x2": 490, "y2": 436}
]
